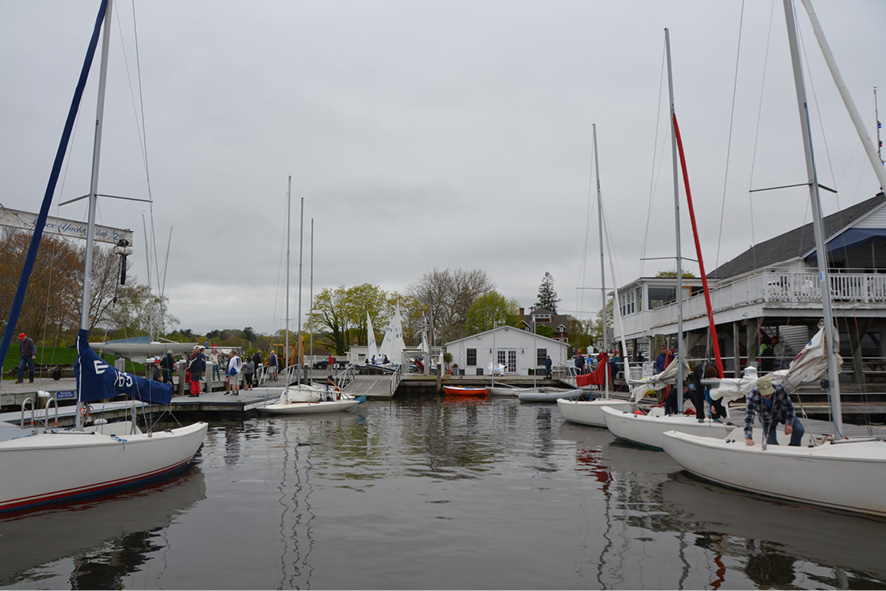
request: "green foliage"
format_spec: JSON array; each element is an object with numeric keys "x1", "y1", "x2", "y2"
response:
[
  {"x1": 465, "y1": 291, "x2": 520, "y2": 334},
  {"x1": 535, "y1": 272, "x2": 561, "y2": 313},
  {"x1": 655, "y1": 270, "x2": 696, "y2": 278},
  {"x1": 308, "y1": 284, "x2": 392, "y2": 355},
  {"x1": 535, "y1": 325, "x2": 555, "y2": 339}
]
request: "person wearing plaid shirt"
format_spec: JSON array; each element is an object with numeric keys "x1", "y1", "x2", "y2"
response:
[{"x1": 744, "y1": 377, "x2": 806, "y2": 447}]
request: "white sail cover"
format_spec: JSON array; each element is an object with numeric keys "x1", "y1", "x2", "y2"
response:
[
  {"x1": 367, "y1": 313, "x2": 379, "y2": 360},
  {"x1": 391, "y1": 302, "x2": 407, "y2": 361},
  {"x1": 709, "y1": 323, "x2": 840, "y2": 403},
  {"x1": 629, "y1": 355, "x2": 691, "y2": 402}
]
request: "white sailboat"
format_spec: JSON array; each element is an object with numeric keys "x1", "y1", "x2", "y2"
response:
[
  {"x1": 558, "y1": 124, "x2": 633, "y2": 424},
  {"x1": 661, "y1": 0, "x2": 886, "y2": 517},
  {"x1": 0, "y1": 0, "x2": 207, "y2": 513},
  {"x1": 601, "y1": 31, "x2": 734, "y2": 448},
  {"x1": 366, "y1": 313, "x2": 380, "y2": 363},
  {"x1": 261, "y1": 184, "x2": 363, "y2": 415}
]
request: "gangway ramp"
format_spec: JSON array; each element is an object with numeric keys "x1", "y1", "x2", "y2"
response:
[{"x1": 343, "y1": 375, "x2": 394, "y2": 399}]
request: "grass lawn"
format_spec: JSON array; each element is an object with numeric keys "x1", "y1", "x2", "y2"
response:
[{"x1": 3, "y1": 346, "x2": 146, "y2": 380}]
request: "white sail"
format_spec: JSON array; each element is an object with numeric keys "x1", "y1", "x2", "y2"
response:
[
  {"x1": 367, "y1": 313, "x2": 379, "y2": 360},
  {"x1": 391, "y1": 302, "x2": 407, "y2": 362}
]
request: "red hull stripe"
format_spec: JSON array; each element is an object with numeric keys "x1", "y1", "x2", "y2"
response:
[{"x1": 0, "y1": 457, "x2": 192, "y2": 513}]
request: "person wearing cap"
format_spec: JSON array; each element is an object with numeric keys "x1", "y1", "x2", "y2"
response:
[
  {"x1": 743, "y1": 377, "x2": 806, "y2": 447},
  {"x1": 16, "y1": 332, "x2": 36, "y2": 384},
  {"x1": 187, "y1": 346, "x2": 206, "y2": 397}
]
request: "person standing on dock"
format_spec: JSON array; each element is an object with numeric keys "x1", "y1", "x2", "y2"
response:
[
  {"x1": 226, "y1": 350, "x2": 243, "y2": 395},
  {"x1": 209, "y1": 347, "x2": 221, "y2": 382},
  {"x1": 268, "y1": 350, "x2": 278, "y2": 381},
  {"x1": 544, "y1": 354, "x2": 552, "y2": 379},
  {"x1": 161, "y1": 351, "x2": 175, "y2": 384},
  {"x1": 187, "y1": 345, "x2": 206, "y2": 397},
  {"x1": 327, "y1": 353, "x2": 335, "y2": 378},
  {"x1": 243, "y1": 357, "x2": 255, "y2": 390},
  {"x1": 16, "y1": 332, "x2": 36, "y2": 384}
]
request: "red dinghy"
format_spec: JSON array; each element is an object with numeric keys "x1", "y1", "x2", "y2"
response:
[{"x1": 443, "y1": 386, "x2": 489, "y2": 397}]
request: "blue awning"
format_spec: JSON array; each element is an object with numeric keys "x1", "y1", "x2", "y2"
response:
[{"x1": 805, "y1": 228, "x2": 886, "y2": 262}]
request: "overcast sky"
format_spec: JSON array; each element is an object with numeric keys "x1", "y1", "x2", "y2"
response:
[{"x1": 1, "y1": 0, "x2": 884, "y2": 337}]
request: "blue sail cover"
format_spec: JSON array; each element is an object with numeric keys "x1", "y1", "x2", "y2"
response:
[{"x1": 75, "y1": 329, "x2": 173, "y2": 405}]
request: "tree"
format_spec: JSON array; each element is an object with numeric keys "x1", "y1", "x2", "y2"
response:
[
  {"x1": 103, "y1": 284, "x2": 179, "y2": 339},
  {"x1": 408, "y1": 268, "x2": 493, "y2": 343},
  {"x1": 464, "y1": 291, "x2": 520, "y2": 335},
  {"x1": 0, "y1": 230, "x2": 82, "y2": 346},
  {"x1": 535, "y1": 272, "x2": 560, "y2": 313},
  {"x1": 567, "y1": 315, "x2": 593, "y2": 351},
  {"x1": 307, "y1": 283, "x2": 390, "y2": 354}
]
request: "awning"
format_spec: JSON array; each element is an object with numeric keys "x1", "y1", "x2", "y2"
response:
[{"x1": 805, "y1": 228, "x2": 886, "y2": 262}]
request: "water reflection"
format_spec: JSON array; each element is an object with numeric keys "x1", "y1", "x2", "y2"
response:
[
  {"x1": 662, "y1": 472, "x2": 886, "y2": 587},
  {"x1": 4, "y1": 399, "x2": 885, "y2": 589},
  {"x1": 0, "y1": 467, "x2": 206, "y2": 587}
]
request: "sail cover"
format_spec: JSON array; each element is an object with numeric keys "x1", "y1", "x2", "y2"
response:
[{"x1": 75, "y1": 329, "x2": 173, "y2": 404}]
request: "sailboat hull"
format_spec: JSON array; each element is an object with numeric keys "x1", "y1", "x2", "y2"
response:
[
  {"x1": 557, "y1": 398, "x2": 634, "y2": 427},
  {"x1": 260, "y1": 399, "x2": 362, "y2": 415},
  {"x1": 0, "y1": 421, "x2": 208, "y2": 514},
  {"x1": 601, "y1": 406, "x2": 733, "y2": 451},
  {"x1": 661, "y1": 430, "x2": 886, "y2": 517}
]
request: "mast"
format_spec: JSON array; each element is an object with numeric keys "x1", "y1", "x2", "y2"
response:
[
  {"x1": 672, "y1": 116, "x2": 725, "y2": 377},
  {"x1": 665, "y1": 28, "x2": 685, "y2": 411},
  {"x1": 310, "y1": 218, "x2": 314, "y2": 364},
  {"x1": 593, "y1": 124, "x2": 610, "y2": 398},
  {"x1": 284, "y1": 176, "x2": 291, "y2": 375},
  {"x1": 877, "y1": 87, "x2": 884, "y2": 167},
  {"x1": 297, "y1": 196, "x2": 304, "y2": 385},
  {"x1": 783, "y1": 0, "x2": 843, "y2": 437},
  {"x1": 799, "y1": 0, "x2": 886, "y2": 192},
  {"x1": 76, "y1": 0, "x2": 114, "y2": 430}
]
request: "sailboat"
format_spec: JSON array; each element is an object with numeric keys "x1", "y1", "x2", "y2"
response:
[
  {"x1": 261, "y1": 186, "x2": 363, "y2": 415},
  {"x1": 661, "y1": 0, "x2": 886, "y2": 517},
  {"x1": 0, "y1": 0, "x2": 207, "y2": 514},
  {"x1": 601, "y1": 30, "x2": 734, "y2": 449},
  {"x1": 365, "y1": 313, "x2": 380, "y2": 364},
  {"x1": 558, "y1": 124, "x2": 634, "y2": 424}
]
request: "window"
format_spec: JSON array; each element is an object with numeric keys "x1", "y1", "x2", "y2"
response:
[
  {"x1": 534, "y1": 314, "x2": 551, "y2": 322},
  {"x1": 537, "y1": 348, "x2": 547, "y2": 367},
  {"x1": 620, "y1": 290, "x2": 636, "y2": 317},
  {"x1": 467, "y1": 348, "x2": 477, "y2": 366}
]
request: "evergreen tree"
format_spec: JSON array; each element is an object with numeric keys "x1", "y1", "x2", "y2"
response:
[{"x1": 535, "y1": 272, "x2": 561, "y2": 313}]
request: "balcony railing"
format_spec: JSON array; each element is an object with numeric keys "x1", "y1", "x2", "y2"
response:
[{"x1": 637, "y1": 270, "x2": 886, "y2": 333}]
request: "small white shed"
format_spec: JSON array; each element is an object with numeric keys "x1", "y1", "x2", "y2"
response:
[{"x1": 445, "y1": 326, "x2": 569, "y2": 376}]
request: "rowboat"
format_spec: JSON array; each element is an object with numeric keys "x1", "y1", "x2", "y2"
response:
[{"x1": 443, "y1": 386, "x2": 489, "y2": 396}]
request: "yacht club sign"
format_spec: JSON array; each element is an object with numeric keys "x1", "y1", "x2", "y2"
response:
[{"x1": 0, "y1": 204, "x2": 132, "y2": 245}]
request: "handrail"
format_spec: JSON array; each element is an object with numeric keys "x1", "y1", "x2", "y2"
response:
[
  {"x1": 20, "y1": 397, "x2": 35, "y2": 429},
  {"x1": 43, "y1": 396, "x2": 59, "y2": 428},
  {"x1": 390, "y1": 365, "x2": 403, "y2": 395}
]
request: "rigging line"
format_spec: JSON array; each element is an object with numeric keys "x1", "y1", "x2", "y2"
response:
[
  {"x1": 576, "y1": 126, "x2": 596, "y2": 318},
  {"x1": 129, "y1": 0, "x2": 164, "y2": 303},
  {"x1": 715, "y1": 0, "x2": 747, "y2": 271},
  {"x1": 747, "y1": 0, "x2": 779, "y2": 274},
  {"x1": 640, "y1": 39, "x2": 669, "y2": 279},
  {"x1": 797, "y1": 13, "x2": 839, "y2": 201}
]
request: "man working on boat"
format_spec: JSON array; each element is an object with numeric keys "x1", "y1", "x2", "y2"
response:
[{"x1": 744, "y1": 377, "x2": 806, "y2": 447}]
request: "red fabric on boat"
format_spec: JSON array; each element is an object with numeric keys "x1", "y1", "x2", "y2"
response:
[{"x1": 577, "y1": 352, "x2": 611, "y2": 387}]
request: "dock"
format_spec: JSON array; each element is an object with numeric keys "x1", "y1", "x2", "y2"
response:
[{"x1": 2, "y1": 374, "x2": 885, "y2": 431}]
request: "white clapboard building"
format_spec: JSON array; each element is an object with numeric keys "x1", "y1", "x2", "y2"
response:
[{"x1": 445, "y1": 326, "x2": 569, "y2": 376}]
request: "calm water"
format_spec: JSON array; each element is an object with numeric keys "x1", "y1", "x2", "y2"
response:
[{"x1": 1, "y1": 396, "x2": 884, "y2": 590}]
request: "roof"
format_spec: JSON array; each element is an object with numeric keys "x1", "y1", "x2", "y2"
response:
[
  {"x1": 444, "y1": 325, "x2": 567, "y2": 348},
  {"x1": 708, "y1": 192, "x2": 886, "y2": 280}
]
